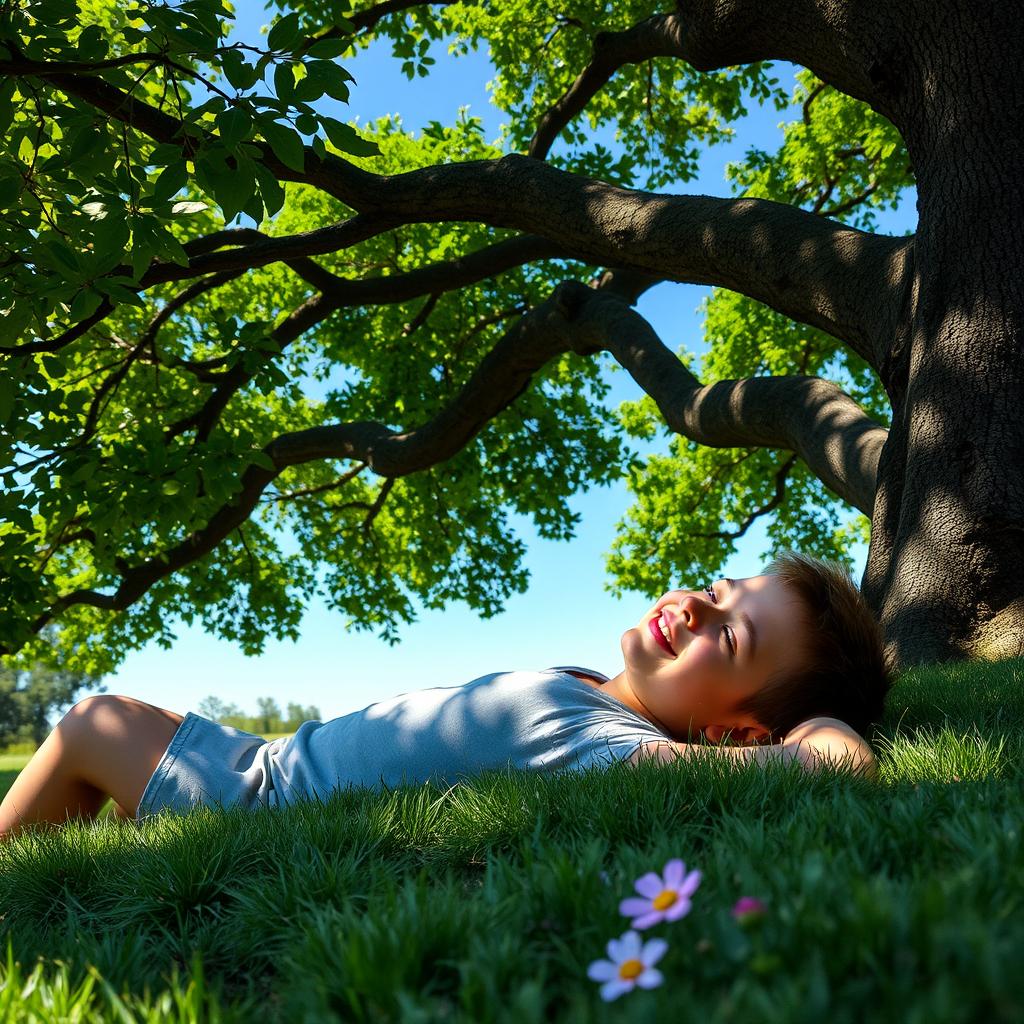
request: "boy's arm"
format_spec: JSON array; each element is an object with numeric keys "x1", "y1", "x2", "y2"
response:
[{"x1": 628, "y1": 716, "x2": 878, "y2": 778}]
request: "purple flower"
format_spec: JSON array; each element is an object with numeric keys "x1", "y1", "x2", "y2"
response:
[
  {"x1": 619, "y1": 858, "x2": 702, "y2": 929},
  {"x1": 587, "y1": 930, "x2": 667, "y2": 1001}
]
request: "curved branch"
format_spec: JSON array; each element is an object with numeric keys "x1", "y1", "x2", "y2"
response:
[
  {"x1": 550, "y1": 280, "x2": 888, "y2": 516},
  {"x1": 528, "y1": 14, "x2": 685, "y2": 159},
  {"x1": 263, "y1": 462, "x2": 367, "y2": 503},
  {"x1": 693, "y1": 453, "x2": 799, "y2": 539},
  {"x1": 160, "y1": 232, "x2": 564, "y2": 442},
  {"x1": 0, "y1": 218, "x2": 395, "y2": 357},
  {"x1": 1, "y1": 299, "x2": 114, "y2": 356},
  {"x1": 73, "y1": 270, "x2": 243, "y2": 448}
]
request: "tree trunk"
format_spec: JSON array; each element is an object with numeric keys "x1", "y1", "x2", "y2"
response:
[{"x1": 861, "y1": 1, "x2": 1024, "y2": 666}]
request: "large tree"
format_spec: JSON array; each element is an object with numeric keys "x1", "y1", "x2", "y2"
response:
[{"x1": 0, "y1": 0, "x2": 1017, "y2": 676}]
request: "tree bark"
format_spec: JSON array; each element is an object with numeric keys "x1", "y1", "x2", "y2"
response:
[{"x1": 851, "y1": 0, "x2": 1024, "y2": 664}]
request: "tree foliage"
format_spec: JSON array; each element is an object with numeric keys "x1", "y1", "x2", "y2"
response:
[{"x1": 0, "y1": 0, "x2": 914, "y2": 677}]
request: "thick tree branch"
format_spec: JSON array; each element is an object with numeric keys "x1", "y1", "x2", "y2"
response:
[
  {"x1": 36, "y1": 62, "x2": 910, "y2": 373},
  {"x1": 551, "y1": 279, "x2": 887, "y2": 516},
  {"x1": 619, "y1": 2, "x2": 906, "y2": 124},
  {"x1": 349, "y1": 156, "x2": 913, "y2": 373}
]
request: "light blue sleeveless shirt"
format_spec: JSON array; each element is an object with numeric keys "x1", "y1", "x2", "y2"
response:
[{"x1": 136, "y1": 667, "x2": 670, "y2": 819}]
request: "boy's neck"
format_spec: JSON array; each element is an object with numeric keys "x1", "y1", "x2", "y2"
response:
[{"x1": 595, "y1": 671, "x2": 675, "y2": 734}]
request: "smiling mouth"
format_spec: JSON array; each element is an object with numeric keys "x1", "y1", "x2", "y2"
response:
[{"x1": 648, "y1": 613, "x2": 677, "y2": 656}]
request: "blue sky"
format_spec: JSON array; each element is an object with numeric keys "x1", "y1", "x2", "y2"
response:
[{"x1": 98, "y1": 8, "x2": 916, "y2": 724}]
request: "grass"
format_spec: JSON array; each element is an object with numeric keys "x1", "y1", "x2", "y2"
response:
[{"x1": 1, "y1": 658, "x2": 1022, "y2": 1022}]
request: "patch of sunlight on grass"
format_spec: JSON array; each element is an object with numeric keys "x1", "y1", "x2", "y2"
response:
[{"x1": 874, "y1": 726, "x2": 1009, "y2": 784}]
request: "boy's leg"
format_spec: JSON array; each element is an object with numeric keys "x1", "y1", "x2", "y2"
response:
[{"x1": 0, "y1": 695, "x2": 184, "y2": 840}]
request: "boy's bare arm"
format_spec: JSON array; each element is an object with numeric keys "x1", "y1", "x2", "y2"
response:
[{"x1": 629, "y1": 717, "x2": 878, "y2": 778}]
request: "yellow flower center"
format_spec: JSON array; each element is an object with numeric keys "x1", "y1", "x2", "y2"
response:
[
  {"x1": 652, "y1": 889, "x2": 678, "y2": 911},
  {"x1": 618, "y1": 958, "x2": 644, "y2": 980}
]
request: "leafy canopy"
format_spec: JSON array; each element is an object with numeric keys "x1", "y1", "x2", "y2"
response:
[{"x1": 0, "y1": 0, "x2": 911, "y2": 676}]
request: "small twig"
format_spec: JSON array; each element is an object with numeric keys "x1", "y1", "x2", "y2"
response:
[
  {"x1": 822, "y1": 181, "x2": 882, "y2": 218},
  {"x1": 802, "y1": 81, "x2": 828, "y2": 124},
  {"x1": 264, "y1": 462, "x2": 367, "y2": 502},
  {"x1": 402, "y1": 292, "x2": 440, "y2": 336},
  {"x1": 362, "y1": 477, "x2": 394, "y2": 532}
]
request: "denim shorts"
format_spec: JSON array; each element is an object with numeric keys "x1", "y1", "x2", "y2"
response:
[{"x1": 135, "y1": 712, "x2": 279, "y2": 821}]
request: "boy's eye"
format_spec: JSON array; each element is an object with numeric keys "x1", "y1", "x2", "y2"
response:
[
  {"x1": 705, "y1": 584, "x2": 737, "y2": 656},
  {"x1": 724, "y1": 625, "x2": 736, "y2": 656}
]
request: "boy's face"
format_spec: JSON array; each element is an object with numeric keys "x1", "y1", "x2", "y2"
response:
[{"x1": 619, "y1": 574, "x2": 807, "y2": 743}]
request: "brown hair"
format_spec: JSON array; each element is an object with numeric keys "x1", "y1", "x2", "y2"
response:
[{"x1": 734, "y1": 550, "x2": 893, "y2": 739}]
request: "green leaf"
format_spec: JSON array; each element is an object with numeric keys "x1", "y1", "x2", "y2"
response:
[
  {"x1": 252, "y1": 162, "x2": 285, "y2": 217},
  {"x1": 152, "y1": 161, "x2": 188, "y2": 203},
  {"x1": 273, "y1": 62, "x2": 295, "y2": 103},
  {"x1": 68, "y1": 287, "x2": 104, "y2": 322},
  {"x1": 44, "y1": 240, "x2": 81, "y2": 276},
  {"x1": 291, "y1": 73, "x2": 324, "y2": 104},
  {"x1": 0, "y1": 304, "x2": 32, "y2": 344},
  {"x1": 170, "y1": 200, "x2": 209, "y2": 215},
  {"x1": 258, "y1": 119, "x2": 305, "y2": 172},
  {"x1": 199, "y1": 153, "x2": 256, "y2": 222},
  {"x1": 220, "y1": 49, "x2": 258, "y2": 90},
  {"x1": 320, "y1": 118, "x2": 380, "y2": 158},
  {"x1": 216, "y1": 105, "x2": 253, "y2": 148},
  {"x1": 93, "y1": 277, "x2": 144, "y2": 307},
  {"x1": 151, "y1": 226, "x2": 190, "y2": 267},
  {"x1": 267, "y1": 12, "x2": 302, "y2": 52},
  {"x1": 241, "y1": 189, "x2": 265, "y2": 225},
  {"x1": 303, "y1": 59, "x2": 352, "y2": 102},
  {"x1": 76, "y1": 24, "x2": 108, "y2": 61},
  {"x1": 162, "y1": 479, "x2": 182, "y2": 495},
  {"x1": 305, "y1": 37, "x2": 350, "y2": 59},
  {"x1": 0, "y1": 77, "x2": 16, "y2": 127},
  {"x1": 40, "y1": 355, "x2": 64, "y2": 379}
]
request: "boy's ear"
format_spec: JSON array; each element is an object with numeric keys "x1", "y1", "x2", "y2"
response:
[{"x1": 704, "y1": 723, "x2": 771, "y2": 746}]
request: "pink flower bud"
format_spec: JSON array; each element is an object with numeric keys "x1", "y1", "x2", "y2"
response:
[{"x1": 731, "y1": 896, "x2": 767, "y2": 920}]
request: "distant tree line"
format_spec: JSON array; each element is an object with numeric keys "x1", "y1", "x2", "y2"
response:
[
  {"x1": 0, "y1": 626, "x2": 104, "y2": 751},
  {"x1": 196, "y1": 696, "x2": 321, "y2": 736}
]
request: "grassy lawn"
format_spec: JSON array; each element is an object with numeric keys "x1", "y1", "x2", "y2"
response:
[{"x1": 0, "y1": 659, "x2": 1021, "y2": 1023}]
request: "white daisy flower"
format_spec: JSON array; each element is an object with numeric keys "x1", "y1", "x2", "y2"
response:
[{"x1": 586, "y1": 929, "x2": 667, "y2": 1001}]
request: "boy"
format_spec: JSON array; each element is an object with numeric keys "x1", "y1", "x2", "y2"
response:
[{"x1": 0, "y1": 552, "x2": 890, "y2": 841}]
